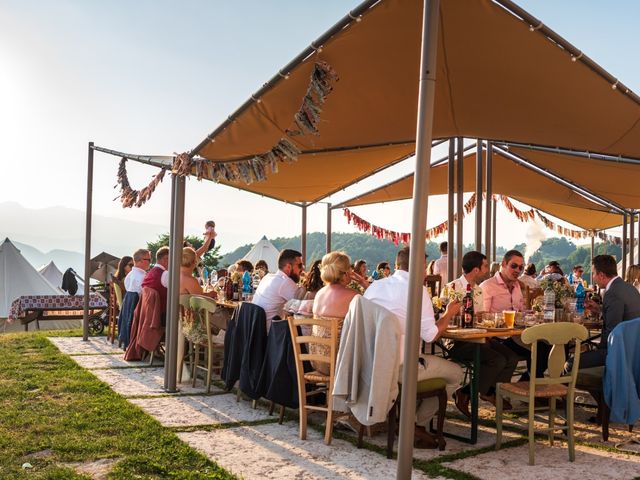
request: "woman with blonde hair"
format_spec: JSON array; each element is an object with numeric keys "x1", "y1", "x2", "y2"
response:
[
  {"x1": 312, "y1": 251, "x2": 361, "y2": 318},
  {"x1": 625, "y1": 264, "x2": 640, "y2": 291},
  {"x1": 180, "y1": 247, "x2": 215, "y2": 297}
]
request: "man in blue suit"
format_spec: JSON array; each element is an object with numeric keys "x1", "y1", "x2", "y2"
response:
[{"x1": 581, "y1": 255, "x2": 640, "y2": 369}]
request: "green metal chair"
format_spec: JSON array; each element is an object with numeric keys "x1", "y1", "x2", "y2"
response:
[{"x1": 496, "y1": 322, "x2": 588, "y2": 465}]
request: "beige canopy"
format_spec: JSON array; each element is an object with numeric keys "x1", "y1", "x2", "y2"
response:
[
  {"x1": 508, "y1": 146, "x2": 640, "y2": 210},
  {"x1": 191, "y1": 0, "x2": 640, "y2": 205},
  {"x1": 338, "y1": 150, "x2": 623, "y2": 231}
]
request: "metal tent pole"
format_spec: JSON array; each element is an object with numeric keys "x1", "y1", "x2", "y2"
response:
[
  {"x1": 326, "y1": 203, "x2": 332, "y2": 253},
  {"x1": 164, "y1": 174, "x2": 185, "y2": 393},
  {"x1": 301, "y1": 203, "x2": 308, "y2": 264},
  {"x1": 492, "y1": 197, "x2": 497, "y2": 263},
  {"x1": 590, "y1": 232, "x2": 596, "y2": 285},
  {"x1": 637, "y1": 213, "x2": 640, "y2": 265},
  {"x1": 447, "y1": 139, "x2": 455, "y2": 282},
  {"x1": 456, "y1": 137, "x2": 464, "y2": 276},
  {"x1": 82, "y1": 142, "x2": 94, "y2": 342},
  {"x1": 630, "y1": 214, "x2": 635, "y2": 266},
  {"x1": 622, "y1": 212, "x2": 628, "y2": 279},
  {"x1": 475, "y1": 141, "x2": 483, "y2": 252},
  {"x1": 484, "y1": 143, "x2": 493, "y2": 257},
  {"x1": 397, "y1": 0, "x2": 440, "y2": 477}
]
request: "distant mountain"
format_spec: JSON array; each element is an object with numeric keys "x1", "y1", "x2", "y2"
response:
[
  {"x1": 9, "y1": 240, "x2": 85, "y2": 277},
  {"x1": 0, "y1": 201, "x2": 167, "y2": 258}
]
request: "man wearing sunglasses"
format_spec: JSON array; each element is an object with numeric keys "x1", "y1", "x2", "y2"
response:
[
  {"x1": 480, "y1": 250, "x2": 525, "y2": 313},
  {"x1": 120, "y1": 248, "x2": 152, "y2": 348}
]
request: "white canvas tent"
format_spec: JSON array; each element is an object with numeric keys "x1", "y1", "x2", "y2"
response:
[
  {"x1": 38, "y1": 261, "x2": 85, "y2": 295},
  {"x1": 0, "y1": 238, "x2": 80, "y2": 331},
  {"x1": 241, "y1": 236, "x2": 280, "y2": 273}
]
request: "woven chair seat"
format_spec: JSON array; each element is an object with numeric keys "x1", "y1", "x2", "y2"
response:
[
  {"x1": 500, "y1": 381, "x2": 568, "y2": 398},
  {"x1": 304, "y1": 371, "x2": 330, "y2": 383},
  {"x1": 417, "y1": 377, "x2": 447, "y2": 393}
]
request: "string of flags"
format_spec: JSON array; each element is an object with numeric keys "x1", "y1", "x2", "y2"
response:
[{"x1": 115, "y1": 61, "x2": 338, "y2": 207}]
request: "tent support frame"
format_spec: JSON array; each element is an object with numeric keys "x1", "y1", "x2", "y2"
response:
[
  {"x1": 456, "y1": 137, "x2": 464, "y2": 277},
  {"x1": 475, "y1": 141, "x2": 483, "y2": 251},
  {"x1": 82, "y1": 142, "x2": 94, "y2": 341},
  {"x1": 447, "y1": 138, "x2": 455, "y2": 281},
  {"x1": 397, "y1": 0, "x2": 440, "y2": 476},
  {"x1": 485, "y1": 143, "x2": 493, "y2": 258}
]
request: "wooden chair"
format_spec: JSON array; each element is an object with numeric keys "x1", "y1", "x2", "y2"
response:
[
  {"x1": 382, "y1": 378, "x2": 448, "y2": 457},
  {"x1": 189, "y1": 295, "x2": 224, "y2": 393},
  {"x1": 177, "y1": 294, "x2": 192, "y2": 383},
  {"x1": 496, "y1": 322, "x2": 588, "y2": 465},
  {"x1": 107, "y1": 282, "x2": 122, "y2": 344},
  {"x1": 288, "y1": 315, "x2": 340, "y2": 445},
  {"x1": 424, "y1": 274, "x2": 442, "y2": 297},
  {"x1": 524, "y1": 286, "x2": 543, "y2": 310}
]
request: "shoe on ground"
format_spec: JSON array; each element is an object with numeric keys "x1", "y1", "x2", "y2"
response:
[
  {"x1": 480, "y1": 393, "x2": 512, "y2": 411},
  {"x1": 454, "y1": 388, "x2": 471, "y2": 418},
  {"x1": 413, "y1": 428, "x2": 440, "y2": 449}
]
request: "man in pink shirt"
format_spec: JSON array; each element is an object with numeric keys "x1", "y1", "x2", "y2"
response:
[
  {"x1": 480, "y1": 250, "x2": 547, "y2": 381},
  {"x1": 480, "y1": 250, "x2": 524, "y2": 313}
]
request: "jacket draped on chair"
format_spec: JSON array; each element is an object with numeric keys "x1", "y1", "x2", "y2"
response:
[{"x1": 124, "y1": 287, "x2": 164, "y2": 362}]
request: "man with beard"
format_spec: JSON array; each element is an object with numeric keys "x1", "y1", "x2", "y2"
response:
[{"x1": 252, "y1": 249, "x2": 303, "y2": 322}]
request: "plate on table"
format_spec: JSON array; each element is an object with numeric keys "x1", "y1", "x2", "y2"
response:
[
  {"x1": 486, "y1": 327, "x2": 518, "y2": 332},
  {"x1": 449, "y1": 328, "x2": 487, "y2": 334}
]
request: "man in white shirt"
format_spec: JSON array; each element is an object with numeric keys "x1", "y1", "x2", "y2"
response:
[
  {"x1": 443, "y1": 251, "x2": 518, "y2": 416},
  {"x1": 124, "y1": 249, "x2": 151, "y2": 293},
  {"x1": 432, "y1": 241, "x2": 449, "y2": 285},
  {"x1": 252, "y1": 249, "x2": 303, "y2": 322},
  {"x1": 364, "y1": 246, "x2": 463, "y2": 448}
]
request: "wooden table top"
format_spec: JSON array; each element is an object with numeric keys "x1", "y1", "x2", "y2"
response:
[{"x1": 441, "y1": 327, "x2": 524, "y2": 342}]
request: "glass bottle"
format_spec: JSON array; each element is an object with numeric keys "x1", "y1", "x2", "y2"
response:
[{"x1": 463, "y1": 284, "x2": 474, "y2": 328}]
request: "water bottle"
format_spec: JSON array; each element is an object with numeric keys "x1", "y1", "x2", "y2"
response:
[
  {"x1": 203, "y1": 267, "x2": 209, "y2": 285},
  {"x1": 575, "y1": 282, "x2": 585, "y2": 314},
  {"x1": 242, "y1": 271, "x2": 251, "y2": 294},
  {"x1": 210, "y1": 269, "x2": 218, "y2": 284},
  {"x1": 543, "y1": 285, "x2": 555, "y2": 322}
]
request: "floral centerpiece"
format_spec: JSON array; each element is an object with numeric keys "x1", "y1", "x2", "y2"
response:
[
  {"x1": 538, "y1": 278, "x2": 575, "y2": 309},
  {"x1": 347, "y1": 280, "x2": 365, "y2": 294}
]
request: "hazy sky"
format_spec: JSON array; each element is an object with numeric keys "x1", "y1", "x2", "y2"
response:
[{"x1": 1, "y1": 1, "x2": 638, "y2": 254}]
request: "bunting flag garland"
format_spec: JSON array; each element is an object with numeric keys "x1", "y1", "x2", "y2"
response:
[
  {"x1": 286, "y1": 61, "x2": 339, "y2": 137},
  {"x1": 115, "y1": 158, "x2": 167, "y2": 208},
  {"x1": 115, "y1": 61, "x2": 338, "y2": 207},
  {"x1": 343, "y1": 194, "x2": 477, "y2": 245},
  {"x1": 495, "y1": 195, "x2": 624, "y2": 244}
]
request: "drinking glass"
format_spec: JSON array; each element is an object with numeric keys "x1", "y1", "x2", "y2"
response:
[{"x1": 503, "y1": 310, "x2": 516, "y2": 329}]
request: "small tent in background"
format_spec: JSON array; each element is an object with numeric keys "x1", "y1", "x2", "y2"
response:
[
  {"x1": 89, "y1": 252, "x2": 120, "y2": 283},
  {"x1": 38, "y1": 261, "x2": 85, "y2": 295},
  {"x1": 0, "y1": 239, "x2": 81, "y2": 331},
  {"x1": 241, "y1": 236, "x2": 280, "y2": 273}
]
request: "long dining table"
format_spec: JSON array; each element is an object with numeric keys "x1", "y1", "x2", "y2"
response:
[{"x1": 438, "y1": 326, "x2": 526, "y2": 444}]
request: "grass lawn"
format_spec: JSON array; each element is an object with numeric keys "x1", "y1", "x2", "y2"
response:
[{"x1": 0, "y1": 331, "x2": 236, "y2": 479}]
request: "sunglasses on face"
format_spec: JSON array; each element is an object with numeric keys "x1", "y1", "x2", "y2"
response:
[{"x1": 509, "y1": 263, "x2": 524, "y2": 271}]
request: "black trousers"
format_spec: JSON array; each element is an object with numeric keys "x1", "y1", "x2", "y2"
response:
[
  {"x1": 500, "y1": 337, "x2": 551, "y2": 381},
  {"x1": 449, "y1": 339, "x2": 520, "y2": 395}
]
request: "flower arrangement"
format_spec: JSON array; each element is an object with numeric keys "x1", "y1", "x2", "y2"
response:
[
  {"x1": 231, "y1": 271, "x2": 243, "y2": 285},
  {"x1": 347, "y1": 280, "x2": 365, "y2": 294},
  {"x1": 181, "y1": 308, "x2": 208, "y2": 345},
  {"x1": 539, "y1": 278, "x2": 575, "y2": 308}
]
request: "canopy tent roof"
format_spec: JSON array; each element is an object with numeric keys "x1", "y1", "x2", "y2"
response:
[
  {"x1": 337, "y1": 149, "x2": 623, "y2": 231},
  {"x1": 38, "y1": 261, "x2": 85, "y2": 295},
  {"x1": 188, "y1": 0, "x2": 640, "y2": 206},
  {"x1": 240, "y1": 236, "x2": 280, "y2": 273},
  {"x1": 507, "y1": 146, "x2": 640, "y2": 210},
  {"x1": 0, "y1": 238, "x2": 60, "y2": 318}
]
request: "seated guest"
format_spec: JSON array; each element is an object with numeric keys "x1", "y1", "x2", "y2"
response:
[
  {"x1": 371, "y1": 261, "x2": 391, "y2": 281},
  {"x1": 119, "y1": 249, "x2": 151, "y2": 348},
  {"x1": 236, "y1": 259, "x2": 254, "y2": 273},
  {"x1": 252, "y1": 249, "x2": 303, "y2": 322},
  {"x1": 297, "y1": 259, "x2": 323, "y2": 301},
  {"x1": 481, "y1": 250, "x2": 547, "y2": 380},
  {"x1": 313, "y1": 252, "x2": 361, "y2": 318},
  {"x1": 349, "y1": 260, "x2": 370, "y2": 292},
  {"x1": 112, "y1": 255, "x2": 133, "y2": 295},
  {"x1": 579, "y1": 255, "x2": 640, "y2": 369},
  {"x1": 255, "y1": 259, "x2": 269, "y2": 277},
  {"x1": 519, "y1": 263, "x2": 538, "y2": 290},
  {"x1": 567, "y1": 264, "x2": 587, "y2": 287},
  {"x1": 354, "y1": 259, "x2": 368, "y2": 280},
  {"x1": 625, "y1": 264, "x2": 640, "y2": 291},
  {"x1": 537, "y1": 261, "x2": 566, "y2": 284},
  {"x1": 365, "y1": 246, "x2": 463, "y2": 449},
  {"x1": 445, "y1": 251, "x2": 518, "y2": 414},
  {"x1": 141, "y1": 246, "x2": 169, "y2": 320},
  {"x1": 433, "y1": 241, "x2": 449, "y2": 285},
  {"x1": 180, "y1": 247, "x2": 215, "y2": 298}
]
